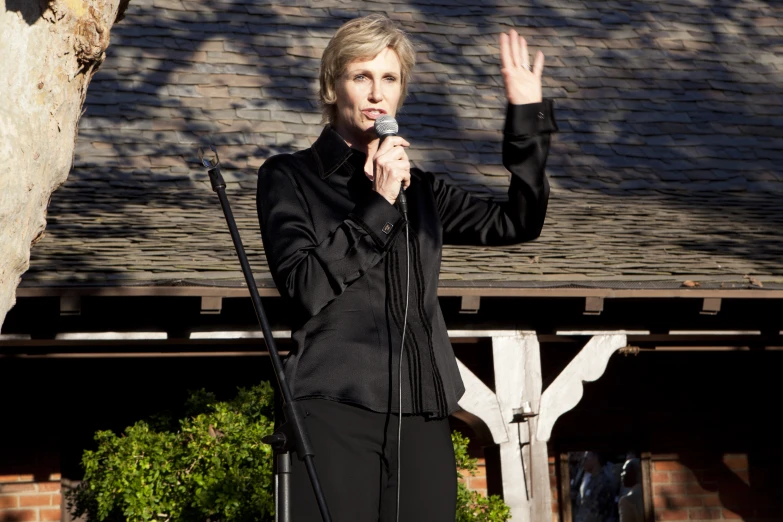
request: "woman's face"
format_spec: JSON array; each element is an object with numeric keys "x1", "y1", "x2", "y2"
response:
[{"x1": 333, "y1": 47, "x2": 403, "y2": 148}]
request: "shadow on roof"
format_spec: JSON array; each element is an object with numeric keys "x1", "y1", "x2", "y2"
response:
[{"x1": 24, "y1": 0, "x2": 783, "y2": 285}]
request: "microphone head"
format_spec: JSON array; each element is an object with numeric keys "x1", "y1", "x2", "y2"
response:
[{"x1": 374, "y1": 115, "x2": 398, "y2": 138}]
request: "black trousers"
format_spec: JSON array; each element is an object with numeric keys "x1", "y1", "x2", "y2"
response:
[{"x1": 289, "y1": 399, "x2": 457, "y2": 522}]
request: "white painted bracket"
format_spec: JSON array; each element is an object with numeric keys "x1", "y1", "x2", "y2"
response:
[
  {"x1": 456, "y1": 358, "x2": 509, "y2": 444},
  {"x1": 536, "y1": 334, "x2": 627, "y2": 442}
]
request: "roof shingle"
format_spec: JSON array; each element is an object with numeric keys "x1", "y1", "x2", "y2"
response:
[{"x1": 23, "y1": 0, "x2": 783, "y2": 289}]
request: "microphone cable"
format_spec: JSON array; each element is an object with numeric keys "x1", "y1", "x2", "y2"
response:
[
  {"x1": 373, "y1": 116, "x2": 409, "y2": 522},
  {"x1": 395, "y1": 202, "x2": 410, "y2": 522}
]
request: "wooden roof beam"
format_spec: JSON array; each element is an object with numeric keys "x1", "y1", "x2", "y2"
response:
[{"x1": 17, "y1": 286, "x2": 783, "y2": 299}]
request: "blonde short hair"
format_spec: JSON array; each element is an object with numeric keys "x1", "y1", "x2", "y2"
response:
[{"x1": 319, "y1": 14, "x2": 416, "y2": 125}]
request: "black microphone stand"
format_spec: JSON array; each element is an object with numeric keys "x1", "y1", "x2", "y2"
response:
[{"x1": 199, "y1": 145, "x2": 332, "y2": 522}]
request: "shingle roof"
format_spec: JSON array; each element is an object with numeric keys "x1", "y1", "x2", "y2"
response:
[
  {"x1": 24, "y1": 182, "x2": 783, "y2": 289},
  {"x1": 22, "y1": 0, "x2": 783, "y2": 290}
]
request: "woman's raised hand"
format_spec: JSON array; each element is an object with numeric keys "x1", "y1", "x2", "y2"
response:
[
  {"x1": 499, "y1": 29, "x2": 544, "y2": 105},
  {"x1": 370, "y1": 136, "x2": 411, "y2": 206}
]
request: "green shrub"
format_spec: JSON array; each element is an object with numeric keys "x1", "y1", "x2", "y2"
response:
[
  {"x1": 453, "y1": 431, "x2": 511, "y2": 522},
  {"x1": 69, "y1": 382, "x2": 510, "y2": 522},
  {"x1": 68, "y1": 383, "x2": 276, "y2": 522}
]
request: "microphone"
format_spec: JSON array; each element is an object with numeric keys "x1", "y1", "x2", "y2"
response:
[{"x1": 374, "y1": 115, "x2": 408, "y2": 219}]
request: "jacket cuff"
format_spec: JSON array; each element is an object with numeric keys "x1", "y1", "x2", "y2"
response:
[
  {"x1": 349, "y1": 191, "x2": 404, "y2": 250},
  {"x1": 504, "y1": 98, "x2": 558, "y2": 136}
]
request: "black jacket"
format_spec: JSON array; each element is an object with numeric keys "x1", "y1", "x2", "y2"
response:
[{"x1": 256, "y1": 100, "x2": 557, "y2": 417}]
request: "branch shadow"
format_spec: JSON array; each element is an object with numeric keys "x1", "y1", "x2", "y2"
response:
[
  {"x1": 4, "y1": 0, "x2": 49, "y2": 25},
  {"x1": 21, "y1": 0, "x2": 783, "y2": 289},
  {"x1": 517, "y1": 0, "x2": 783, "y2": 270},
  {"x1": 28, "y1": 0, "x2": 519, "y2": 286}
]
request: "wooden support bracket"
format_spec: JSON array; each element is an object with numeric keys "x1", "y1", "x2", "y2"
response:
[
  {"x1": 584, "y1": 296, "x2": 604, "y2": 315},
  {"x1": 460, "y1": 295, "x2": 481, "y2": 314},
  {"x1": 700, "y1": 297, "x2": 721, "y2": 315},
  {"x1": 60, "y1": 295, "x2": 81, "y2": 316},
  {"x1": 200, "y1": 296, "x2": 223, "y2": 315}
]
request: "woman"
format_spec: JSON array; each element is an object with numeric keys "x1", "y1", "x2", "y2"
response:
[{"x1": 256, "y1": 14, "x2": 556, "y2": 521}]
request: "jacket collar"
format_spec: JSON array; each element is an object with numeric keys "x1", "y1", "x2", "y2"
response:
[{"x1": 312, "y1": 125, "x2": 368, "y2": 179}]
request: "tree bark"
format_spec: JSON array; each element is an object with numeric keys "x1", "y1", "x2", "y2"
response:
[{"x1": 0, "y1": 0, "x2": 129, "y2": 330}]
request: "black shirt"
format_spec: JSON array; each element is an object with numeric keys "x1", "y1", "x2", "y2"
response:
[{"x1": 256, "y1": 100, "x2": 557, "y2": 417}]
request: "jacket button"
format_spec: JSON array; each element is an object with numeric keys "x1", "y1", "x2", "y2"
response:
[{"x1": 537, "y1": 112, "x2": 544, "y2": 120}]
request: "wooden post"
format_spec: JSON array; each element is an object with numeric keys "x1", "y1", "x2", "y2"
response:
[
  {"x1": 457, "y1": 332, "x2": 550, "y2": 521},
  {"x1": 641, "y1": 452, "x2": 654, "y2": 522},
  {"x1": 557, "y1": 453, "x2": 572, "y2": 522},
  {"x1": 496, "y1": 333, "x2": 553, "y2": 522}
]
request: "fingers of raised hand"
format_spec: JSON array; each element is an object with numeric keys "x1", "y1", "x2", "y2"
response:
[
  {"x1": 511, "y1": 30, "x2": 526, "y2": 70},
  {"x1": 500, "y1": 30, "x2": 544, "y2": 105},
  {"x1": 500, "y1": 29, "x2": 540, "y2": 75},
  {"x1": 500, "y1": 32, "x2": 511, "y2": 70},
  {"x1": 532, "y1": 50, "x2": 545, "y2": 77}
]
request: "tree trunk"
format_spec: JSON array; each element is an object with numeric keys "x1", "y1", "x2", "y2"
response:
[{"x1": 0, "y1": 0, "x2": 129, "y2": 330}]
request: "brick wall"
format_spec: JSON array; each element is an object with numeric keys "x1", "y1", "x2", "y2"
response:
[
  {"x1": 649, "y1": 453, "x2": 778, "y2": 522},
  {"x1": 547, "y1": 451, "x2": 783, "y2": 522},
  {"x1": 0, "y1": 475, "x2": 61, "y2": 522},
  {"x1": 652, "y1": 457, "x2": 733, "y2": 521},
  {"x1": 461, "y1": 456, "x2": 559, "y2": 522},
  {"x1": 459, "y1": 457, "x2": 489, "y2": 497}
]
